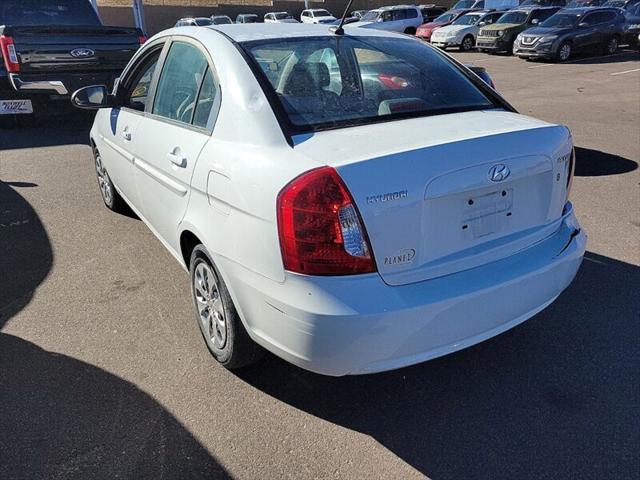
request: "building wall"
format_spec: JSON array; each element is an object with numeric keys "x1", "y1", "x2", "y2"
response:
[{"x1": 97, "y1": 1, "x2": 456, "y2": 34}]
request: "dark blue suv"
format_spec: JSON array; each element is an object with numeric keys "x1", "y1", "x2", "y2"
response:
[{"x1": 513, "y1": 7, "x2": 626, "y2": 61}]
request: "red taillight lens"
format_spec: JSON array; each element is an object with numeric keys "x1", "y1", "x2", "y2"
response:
[
  {"x1": 277, "y1": 167, "x2": 376, "y2": 276},
  {"x1": 566, "y1": 147, "x2": 575, "y2": 201},
  {"x1": 378, "y1": 73, "x2": 409, "y2": 89},
  {"x1": 138, "y1": 35, "x2": 147, "y2": 45},
  {"x1": 0, "y1": 35, "x2": 20, "y2": 73}
]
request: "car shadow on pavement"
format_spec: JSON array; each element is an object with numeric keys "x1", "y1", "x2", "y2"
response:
[
  {"x1": 575, "y1": 146, "x2": 638, "y2": 176},
  {"x1": 0, "y1": 111, "x2": 93, "y2": 150},
  {"x1": 237, "y1": 252, "x2": 640, "y2": 480},
  {"x1": 0, "y1": 181, "x2": 229, "y2": 479}
]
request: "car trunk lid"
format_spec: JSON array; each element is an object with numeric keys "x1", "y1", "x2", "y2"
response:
[{"x1": 293, "y1": 110, "x2": 573, "y2": 285}]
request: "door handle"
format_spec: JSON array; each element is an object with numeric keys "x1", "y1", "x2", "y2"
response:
[{"x1": 167, "y1": 150, "x2": 187, "y2": 168}]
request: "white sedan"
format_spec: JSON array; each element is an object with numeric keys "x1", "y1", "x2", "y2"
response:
[
  {"x1": 72, "y1": 24, "x2": 586, "y2": 376},
  {"x1": 431, "y1": 10, "x2": 505, "y2": 51}
]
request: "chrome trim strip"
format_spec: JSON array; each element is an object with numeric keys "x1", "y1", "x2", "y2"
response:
[{"x1": 9, "y1": 75, "x2": 69, "y2": 95}]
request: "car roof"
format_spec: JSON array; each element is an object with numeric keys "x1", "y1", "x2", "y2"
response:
[
  {"x1": 205, "y1": 23, "x2": 406, "y2": 42},
  {"x1": 373, "y1": 4, "x2": 420, "y2": 10}
]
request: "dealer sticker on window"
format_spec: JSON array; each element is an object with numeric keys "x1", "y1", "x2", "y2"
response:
[{"x1": 0, "y1": 99, "x2": 33, "y2": 115}]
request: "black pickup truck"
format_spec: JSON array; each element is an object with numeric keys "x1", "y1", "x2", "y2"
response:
[{"x1": 0, "y1": 0, "x2": 143, "y2": 120}]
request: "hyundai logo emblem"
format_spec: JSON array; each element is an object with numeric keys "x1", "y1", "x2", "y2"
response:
[
  {"x1": 488, "y1": 164, "x2": 510, "y2": 182},
  {"x1": 70, "y1": 48, "x2": 95, "y2": 58}
]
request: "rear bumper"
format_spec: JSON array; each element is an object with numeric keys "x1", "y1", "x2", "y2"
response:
[
  {"x1": 8, "y1": 71, "x2": 120, "y2": 97},
  {"x1": 221, "y1": 205, "x2": 586, "y2": 376}
]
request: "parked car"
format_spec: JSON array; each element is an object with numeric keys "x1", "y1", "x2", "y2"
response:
[
  {"x1": 451, "y1": 0, "x2": 486, "y2": 8},
  {"x1": 72, "y1": 24, "x2": 585, "y2": 376},
  {"x1": 416, "y1": 9, "x2": 474, "y2": 41},
  {"x1": 300, "y1": 9, "x2": 337, "y2": 24},
  {"x1": 566, "y1": 0, "x2": 607, "y2": 5},
  {"x1": 351, "y1": 10, "x2": 369, "y2": 19},
  {"x1": 476, "y1": 6, "x2": 561, "y2": 52},
  {"x1": 521, "y1": 0, "x2": 568, "y2": 6},
  {"x1": 211, "y1": 15, "x2": 233, "y2": 25},
  {"x1": 348, "y1": 5, "x2": 425, "y2": 34},
  {"x1": 0, "y1": 0, "x2": 143, "y2": 122},
  {"x1": 603, "y1": 0, "x2": 640, "y2": 11},
  {"x1": 622, "y1": 1, "x2": 640, "y2": 45},
  {"x1": 514, "y1": 7, "x2": 625, "y2": 60},
  {"x1": 175, "y1": 17, "x2": 213, "y2": 27},
  {"x1": 420, "y1": 5, "x2": 449, "y2": 22},
  {"x1": 431, "y1": 10, "x2": 506, "y2": 49},
  {"x1": 264, "y1": 12, "x2": 299, "y2": 23},
  {"x1": 236, "y1": 14, "x2": 260, "y2": 24}
]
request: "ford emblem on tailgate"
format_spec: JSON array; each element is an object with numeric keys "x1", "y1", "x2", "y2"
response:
[
  {"x1": 70, "y1": 48, "x2": 95, "y2": 58},
  {"x1": 488, "y1": 164, "x2": 510, "y2": 182}
]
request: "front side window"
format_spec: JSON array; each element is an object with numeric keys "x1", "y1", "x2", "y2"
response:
[
  {"x1": 153, "y1": 42, "x2": 211, "y2": 125},
  {"x1": 393, "y1": 10, "x2": 408, "y2": 21},
  {"x1": 125, "y1": 50, "x2": 161, "y2": 111},
  {"x1": 243, "y1": 36, "x2": 496, "y2": 132}
]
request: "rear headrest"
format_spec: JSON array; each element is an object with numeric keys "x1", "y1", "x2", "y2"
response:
[{"x1": 305, "y1": 62, "x2": 330, "y2": 88}]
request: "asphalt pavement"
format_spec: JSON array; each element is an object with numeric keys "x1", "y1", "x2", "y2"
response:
[{"x1": 0, "y1": 49, "x2": 638, "y2": 480}]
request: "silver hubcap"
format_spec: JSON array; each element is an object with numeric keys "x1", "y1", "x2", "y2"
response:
[
  {"x1": 194, "y1": 262, "x2": 227, "y2": 349},
  {"x1": 608, "y1": 39, "x2": 617, "y2": 53},
  {"x1": 463, "y1": 38, "x2": 472, "y2": 50},
  {"x1": 560, "y1": 44, "x2": 571, "y2": 61},
  {"x1": 95, "y1": 154, "x2": 113, "y2": 205}
]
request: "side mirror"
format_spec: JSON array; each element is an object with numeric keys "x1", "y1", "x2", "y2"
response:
[
  {"x1": 479, "y1": 21, "x2": 486, "y2": 26},
  {"x1": 578, "y1": 22, "x2": 588, "y2": 28},
  {"x1": 531, "y1": 18, "x2": 539, "y2": 25},
  {"x1": 71, "y1": 85, "x2": 119, "y2": 110}
]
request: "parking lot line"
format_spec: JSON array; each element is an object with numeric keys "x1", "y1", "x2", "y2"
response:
[
  {"x1": 527, "y1": 52, "x2": 631, "y2": 69},
  {"x1": 610, "y1": 68, "x2": 640, "y2": 76}
]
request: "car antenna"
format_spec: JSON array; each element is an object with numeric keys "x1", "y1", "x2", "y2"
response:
[{"x1": 330, "y1": 0, "x2": 355, "y2": 35}]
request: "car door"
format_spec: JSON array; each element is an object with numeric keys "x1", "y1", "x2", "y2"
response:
[
  {"x1": 130, "y1": 38, "x2": 220, "y2": 252},
  {"x1": 392, "y1": 9, "x2": 408, "y2": 31},
  {"x1": 100, "y1": 43, "x2": 164, "y2": 211},
  {"x1": 575, "y1": 12, "x2": 600, "y2": 50}
]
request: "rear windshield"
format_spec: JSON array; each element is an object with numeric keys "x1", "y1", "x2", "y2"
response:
[
  {"x1": 0, "y1": 0, "x2": 100, "y2": 26},
  {"x1": 195, "y1": 18, "x2": 213, "y2": 26},
  {"x1": 212, "y1": 16, "x2": 232, "y2": 25},
  {"x1": 242, "y1": 36, "x2": 496, "y2": 132},
  {"x1": 274, "y1": 13, "x2": 289, "y2": 19}
]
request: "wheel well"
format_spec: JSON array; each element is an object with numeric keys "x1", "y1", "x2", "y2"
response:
[
  {"x1": 180, "y1": 230, "x2": 202, "y2": 268},
  {"x1": 404, "y1": 27, "x2": 416, "y2": 35}
]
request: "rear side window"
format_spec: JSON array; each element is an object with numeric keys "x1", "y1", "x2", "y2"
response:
[
  {"x1": 406, "y1": 9, "x2": 419, "y2": 19},
  {"x1": 243, "y1": 36, "x2": 496, "y2": 132},
  {"x1": 0, "y1": 0, "x2": 100, "y2": 26},
  {"x1": 153, "y1": 41, "x2": 218, "y2": 128},
  {"x1": 393, "y1": 9, "x2": 408, "y2": 20}
]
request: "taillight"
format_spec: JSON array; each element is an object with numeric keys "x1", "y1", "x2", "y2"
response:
[
  {"x1": 378, "y1": 73, "x2": 409, "y2": 89},
  {"x1": 138, "y1": 35, "x2": 147, "y2": 45},
  {"x1": 0, "y1": 35, "x2": 20, "y2": 73},
  {"x1": 566, "y1": 147, "x2": 575, "y2": 201},
  {"x1": 277, "y1": 167, "x2": 376, "y2": 276}
]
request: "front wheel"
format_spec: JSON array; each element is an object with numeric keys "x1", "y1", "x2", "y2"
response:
[
  {"x1": 556, "y1": 41, "x2": 572, "y2": 62},
  {"x1": 190, "y1": 245, "x2": 263, "y2": 369},
  {"x1": 94, "y1": 148, "x2": 126, "y2": 213},
  {"x1": 460, "y1": 35, "x2": 474, "y2": 52}
]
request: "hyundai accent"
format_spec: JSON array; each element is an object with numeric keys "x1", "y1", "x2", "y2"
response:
[{"x1": 72, "y1": 24, "x2": 586, "y2": 376}]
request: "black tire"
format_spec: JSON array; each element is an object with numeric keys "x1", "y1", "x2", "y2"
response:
[
  {"x1": 404, "y1": 27, "x2": 416, "y2": 35},
  {"x1": 93, "y1": 147, "x2": 127, "y2": 213},
  {"x1": 190, "y1": 245, "x2": 263, "y2": 369},
  {"x1": 556, "y1": 41, "x2": 572, "y2": 62},
  {"x1": 461, "y1": 35, "x2": 474, "y2": 52},
  {"x1": 603, "y1": 36, "x2": 618, "y2": 55}
]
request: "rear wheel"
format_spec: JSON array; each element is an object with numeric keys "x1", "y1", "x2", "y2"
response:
[
  {"x1": 603, "y1": 36, "x2": 618, "y2": 55},
  {"x1": 557, "y1": 41, "x2": 572, "y2": 62},
  {"x1": 190, "y1": 245, "x2": 263, "y2": 369},
  {"x1": 93, "y1": 148, "x2": 126, "y2": 213},
  {"x1": 461, "y1": 35, "x2": 474, "y2": 52}
]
